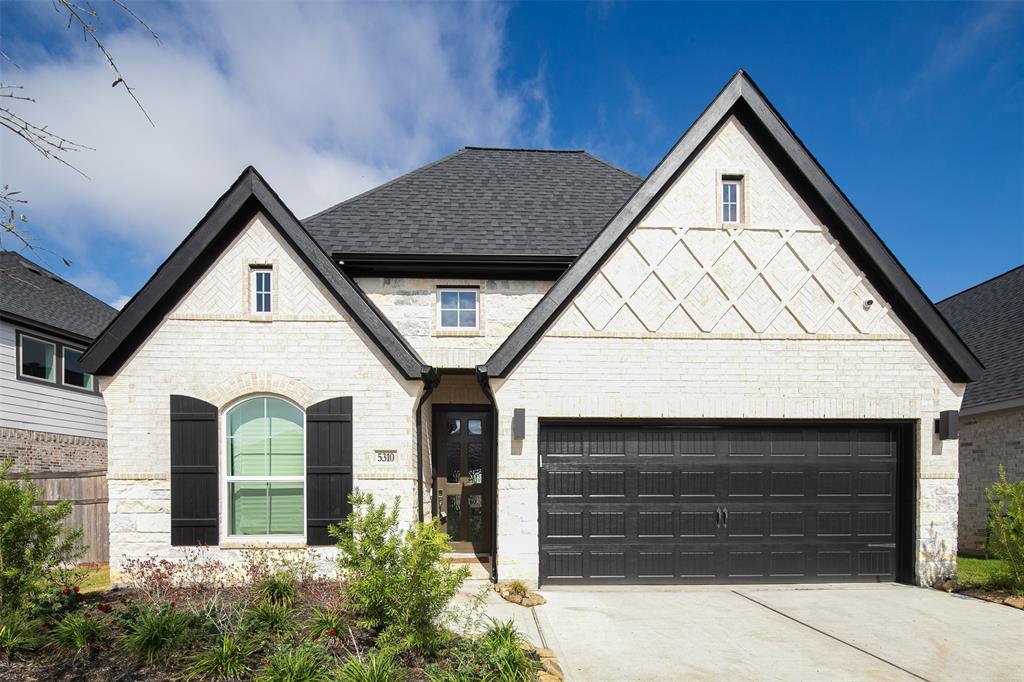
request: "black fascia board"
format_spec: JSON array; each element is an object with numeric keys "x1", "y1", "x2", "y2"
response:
[
  {"x1": 80, "y1": 167, "x2": 428, "y2": 380},
  {"x1": 335, "y1": 252, "x2": 575, "y2": 280},
  {"x1": 483, "y1": 70, "x2": 983, "y2": 383},
  {"x1": 0, "y1": 310, "x2": 95, "y2": 346}
]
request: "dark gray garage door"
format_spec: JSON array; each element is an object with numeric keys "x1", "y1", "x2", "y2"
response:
[{"x1": 538, "y1": 422, "x2": 909, "y2": 585}]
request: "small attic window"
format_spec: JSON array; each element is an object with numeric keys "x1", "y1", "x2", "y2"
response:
[
  {"x1": 722, "y1": 175, "x2": 743, "y2": 224},
  {"x1": 251, "y1": 267, "x2": 272, "y2": 314}
]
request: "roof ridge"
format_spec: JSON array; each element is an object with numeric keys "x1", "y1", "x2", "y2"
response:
[
  {"x1": 302, "y1": 148, "x2": 470, "y2": 223},
  {"x1": 934, "y1": 263, "x2": 1024, "y2": 305},
  {"x1": 462, "y1": 146, "x2": 586, "y2": 153}
]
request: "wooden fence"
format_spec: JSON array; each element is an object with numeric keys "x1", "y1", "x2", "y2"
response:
[{"x1": 29, "y1": 469, "x2": 108, "y2": 565}]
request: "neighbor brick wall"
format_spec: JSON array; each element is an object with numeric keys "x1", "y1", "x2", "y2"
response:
[
  {"x1": 957, "y1": 407, "x2": 1024, "y2": 553},
  {"x1": 0, "y1": 426, "x2": 107, "y2": 473}
]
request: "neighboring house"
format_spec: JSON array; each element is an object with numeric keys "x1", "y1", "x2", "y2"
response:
[
  {"x1": 0, "y1": 250, "x2": 116, "y2": 472},
  {"x1": 936, "y1": 265, "x2": 1024, "y2": 554},
  {"x1": 81, "y1": 71, "x2": 981, "y2": 587}
]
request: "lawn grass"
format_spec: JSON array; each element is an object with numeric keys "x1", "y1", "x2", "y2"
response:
[
  {"x1": 957, "y1": 555, "x2": 1013, "y2": 591},
  {"x1": 77, "y1": 564, "x2": 111, "y2": 593}
]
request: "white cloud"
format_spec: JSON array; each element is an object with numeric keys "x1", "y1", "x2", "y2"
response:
[
  {"x1": 1, "y1": 2, "x2": 550, "y2": 297},
  {"x1": 110, "y1": 295, "x2": 132, "y2": 310}
]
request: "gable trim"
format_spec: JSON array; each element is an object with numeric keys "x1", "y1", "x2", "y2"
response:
[
  {"x1": 80, "y1": 167, "x2": 429, "y2": 380},
  {"x1": 482, "y1": 71, "x2": 983, "y2": 383}
]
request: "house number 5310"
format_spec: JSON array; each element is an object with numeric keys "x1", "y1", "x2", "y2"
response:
[{"x1": 375, "y1": 449, "x2": 397, "y2": 463}]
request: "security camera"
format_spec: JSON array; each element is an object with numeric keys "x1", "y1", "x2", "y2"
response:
[{"x1": 863, "y1": 299, "x2": 874, "y2": 310}]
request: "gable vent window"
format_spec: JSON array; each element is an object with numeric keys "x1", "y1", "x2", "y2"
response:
[
  {"x1": 438, "y1": 288, "x2": 479, "y2": 329},
  {"x1": 252, "y1": 267, "x2": 272, "y2": 314},
  {"x1": 722, "y1": 176, "x2": 743, "y2": 224}
]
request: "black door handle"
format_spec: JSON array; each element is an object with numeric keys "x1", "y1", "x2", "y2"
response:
[
  {"x1": 716, "y1": 507, "x2": 722, "y2": 528},
  {"x1": 723, "y1": 507, "x2": 729, "y2": 526}
]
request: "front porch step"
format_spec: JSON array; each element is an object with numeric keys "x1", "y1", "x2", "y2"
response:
[{"x1": 447, "y1": 553, "x2": 492, "y2": 580}]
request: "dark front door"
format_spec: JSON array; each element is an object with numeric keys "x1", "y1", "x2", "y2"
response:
[
  {"x1": 434, "y1": 407, "x2": 492, "y2": 553},
  {"x1": 538, "y1": 421, "x2": 908, "y2": 585}
]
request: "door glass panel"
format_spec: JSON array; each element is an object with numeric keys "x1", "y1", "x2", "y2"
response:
[
  {"x1": 446, "y1": 494, "x2": 460, "y2": 528},
  {"x1": 467, "y1": 444, "x2": 482, "y2": 485},
  {"x1": 446, "y1": 444, "x2": 460, "y2": 483},
  {"x1": 467, "y1": 419, "x2": 482, "y2": 435},
  {"x1": 468, "y1": 494, "x2": 483, "y2": 541},
  {"x1": 448, "y1": 418, "x2": 461, "y2": 435}
]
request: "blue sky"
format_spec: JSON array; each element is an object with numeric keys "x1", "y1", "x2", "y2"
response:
[{"x1": 1, "y1": 1, "x2": 1021, "y2": 306}]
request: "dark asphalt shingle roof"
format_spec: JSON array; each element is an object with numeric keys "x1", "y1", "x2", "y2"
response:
[
  {"x1": 936, "y1": 265, "x2": 1024, "y2": 409},
  {"x1": 303, "y1": 147, "x2": 643, "y2": 257},
  {"x1": 0, "y1": 251, "x2": 117, "y2": 340}
]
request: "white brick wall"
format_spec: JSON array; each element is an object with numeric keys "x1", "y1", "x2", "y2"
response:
[
  {"x1": 101, "y1": 214, "x2": 422, "y2": 580},
  {"x1": 490, "y1": 118, "x2": 965, "y2": 585}
]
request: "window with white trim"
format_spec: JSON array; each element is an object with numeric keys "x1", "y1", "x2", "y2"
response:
[
  {"x1": 19, "y1": 334, "x2": 56, "y2": 383},
  {"x1": 225, "y1": 396, "x2": 304, "y2": 537},
  {"x1": 438, "y1": 288, "x2": 479, "y2": 329},
  {"x1": 251, "y1": 268, "x2": 272, "y2": 314},
  {"x1": 722, "y1": 176, "x2": 742, "y2": 224}
]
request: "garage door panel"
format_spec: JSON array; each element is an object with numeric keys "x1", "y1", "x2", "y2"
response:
[{"x1": 539, "y1": 422, "x2": 902, "y2": 585}]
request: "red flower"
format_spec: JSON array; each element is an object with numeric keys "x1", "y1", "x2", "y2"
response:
[
  {"x1": 83, "y1": 612, "x2": 92, "y2": 619},
  {"x1": 97, "y1": 603, "x2": 113, "y2": 613},
  {"x1": 325, "y1": 628, "x2": 337, "y2": 637},
  {"x1": 73, "y1": 586, "x2": 81, "y2": 594},
  {"x1": 61, "y1": 588, "x2": 70, "y2": 596}
]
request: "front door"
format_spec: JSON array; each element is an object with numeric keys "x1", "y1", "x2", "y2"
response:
[{"x1": 433, "y1": 407, "x2": 492, "y2": 553}]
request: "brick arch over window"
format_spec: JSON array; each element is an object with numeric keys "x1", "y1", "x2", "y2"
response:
[{"x1": 207, "y1": 373, "x2": 318, "y2": 410}]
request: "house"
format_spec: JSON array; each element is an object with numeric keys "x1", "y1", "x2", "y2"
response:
[
  {"x1": 80, "y1": 71, "x2": 981, "y2": 587},
  {"x1": 1, "y1": 250, "x2": 117, "y2": 564},
  {"x1": 936, "y1": 265, "x2": 1024, "y2": 554},
  {"x1": 0, "y1": 250, "x2": 115, "y2": 472}
]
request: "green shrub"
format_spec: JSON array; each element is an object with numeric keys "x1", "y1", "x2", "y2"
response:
[
  {"x1": 0, "y1": 459, "x2": 83, "y2": 612},
  {"x1": 0, "y1": 612, "x2": 39, "y2": 657},
  {"x1": 120, "y1": 603, "x2": 190, "y2": 664},
  {"x1": 986, "y1": 465, "x2": 1024, "y2": 592},
  {"x1": 186, "y1": 635, "x2": 259, "y2": 680},
  {"x1": 331, "y1": 491, "x2": 469, "y2": 655},
  {"x1": 259, "y1": 641, "x2": 331, "y2": 682},
  {"x1": 244, "y1": 601, "x2": 293, "y2": 635},
  {"x1": 426, "y1": 619, "x2": 538, "y2": 682},
  {"x1": 49, "y1": 611, "x2": 107, "y2": 657},
  {"x1": 337, "y1": 650, "x2": 402, "y2": 682},
  {"x1": 506, "y1": 580, "x2": 529, "y2": 598},
  {"x1": 257, "y1": 572, "x2": 297, "y2": 606},
  {"x1": 310, "y1": 606, "x2": 345, "y2": 639}
]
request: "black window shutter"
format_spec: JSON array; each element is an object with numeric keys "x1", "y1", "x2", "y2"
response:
[
  {"x1": 170, "y1": 395, "x2": 219, "y2": 546},
  {"x1": 306, "y1": 397, "x2": 353, "y2": 546}
]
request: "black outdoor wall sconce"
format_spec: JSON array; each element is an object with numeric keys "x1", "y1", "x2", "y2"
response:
[
  {"x1": 934, "y1": 410, "x2": 959, "y2": 440},
  {"x1": 512, "y1": 408, "x2": 526, "y2": 440}
]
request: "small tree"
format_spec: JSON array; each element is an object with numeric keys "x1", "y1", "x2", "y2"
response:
[
  {"x1": 0, "y1": 460, "x2": 83, "y2": 612},
  {"x1": 331, "y1": 491, "x2": 469, "y2": 654},
  {"x1": 985, "y1": 465, "x2": 1024, "y2": 593}
]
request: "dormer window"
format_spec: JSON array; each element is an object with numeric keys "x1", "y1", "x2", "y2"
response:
[
  {"x1": 438, "y1": 288, "x2": 478, "y2": 329},
  {"x1": 251, "y1": 267, "x2": 272, "y2": 314},
  {"x1": 722, "y1": 176, "x2": 743, "y2": 224}
]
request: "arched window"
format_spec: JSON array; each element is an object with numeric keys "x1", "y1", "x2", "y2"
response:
[{"x1": 225, "y1": 396, "x2": 304, "y2": 537}]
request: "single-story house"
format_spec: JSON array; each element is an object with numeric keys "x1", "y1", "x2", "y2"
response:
[
  {"x1": 936, "y1": 265, "x2": 1023, "y2": 554},
  {"x1": 80, "y1": 71, "x2": 981, "y2": 587}
]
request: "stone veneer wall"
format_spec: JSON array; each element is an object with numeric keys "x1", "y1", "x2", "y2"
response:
[
  {"x1": 489, "y1": 116, "x2": 964, "y2": 586},
  {"x1": 101, "y1": 214, "x2": 423, "y2": 582},
  {"x1": 957, "y1": 407, "x2": 1024, "y2": 553},
  {"x1": 0, "y1": 426, "x2": 107, "y2": 473}
]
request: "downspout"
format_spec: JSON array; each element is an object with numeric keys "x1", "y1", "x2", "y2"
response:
[
  {"x1": 476, "y1": 365, "x2": 499, "y2": 582},
  {"x1": 416, "y1": 367, "x2": 440, "y2": 523}
]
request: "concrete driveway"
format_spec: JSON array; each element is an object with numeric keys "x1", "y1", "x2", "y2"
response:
[{"x1": 532, "y1": 584, "x2": 1024, "y2": 682}]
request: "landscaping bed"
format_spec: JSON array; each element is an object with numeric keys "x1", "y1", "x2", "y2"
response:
[{"x1": 947, "y1": 556, "x2": 1024, "y2": 610}]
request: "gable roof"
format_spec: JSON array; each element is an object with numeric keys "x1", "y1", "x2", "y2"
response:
[
  {"x1": 79, "y1": 167, "x2": 429, "y2": 380},
  {"x1": 0, "y1": 250, "x2": 117, "y2": 342},
  {"x1": 304, "y1": 147, "x2": 642, "y2": 258},
  {"x1": 483, "y1": 70, "x2": 983, "y2": 384},
  {"x1": 936, "y1": 265, "x2": 1024, "y2": 412}
]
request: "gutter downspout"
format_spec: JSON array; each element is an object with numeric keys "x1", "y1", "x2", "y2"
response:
[
  {"x1": 476, "y1": 365, "x2": 499, "y2": 583},
  {"x1": 416, "y1": 367, "x2": 440, "y2": 523}
]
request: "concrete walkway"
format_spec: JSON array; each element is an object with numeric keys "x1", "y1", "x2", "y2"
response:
[{"x1": 527, "y1": 584, "x2": 1024, "y2": 682}]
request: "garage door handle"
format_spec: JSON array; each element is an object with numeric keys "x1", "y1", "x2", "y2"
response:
[
  {"x1": 867, "y1": 543, "x2": 895, "y2": 548},
  {"x1": 723, "y1": 507, "x2": 729, "y2": 526},
  {"x1": 716, "y1": 507, "x2": 722, "y2": 528}
]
